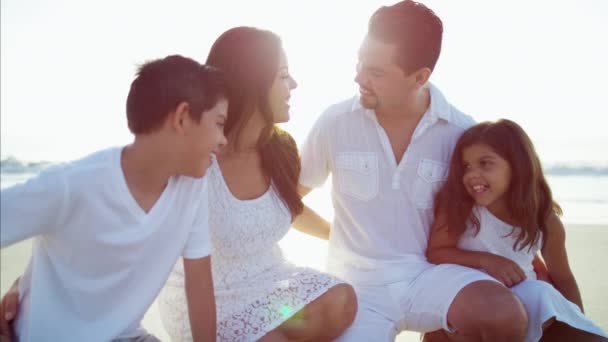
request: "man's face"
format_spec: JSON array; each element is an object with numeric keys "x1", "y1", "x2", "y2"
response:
[{"x1": 354, "y1": 35, "x2": 416, "y2": 112}]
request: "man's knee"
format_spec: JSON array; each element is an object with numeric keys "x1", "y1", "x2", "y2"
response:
[
  {"x1": 335, "y1": 305, "x2": 396, "y2": 342},
  {"x1": 448, "y1": 280, "x2": 527, "y2": 341}
]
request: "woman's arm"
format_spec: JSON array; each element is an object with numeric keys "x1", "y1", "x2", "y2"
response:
[
  {"x1": 426, "y1": 212, "x2": 526, "y2": 287},
  {"x1": 541, "y1": 214, "x2": 584, "y2": 311},
  {"x1": 183, "y1": 256, "x2": 216, "y2": 342}
]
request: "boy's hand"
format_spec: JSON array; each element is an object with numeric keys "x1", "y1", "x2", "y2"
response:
[
  {"x1": 480, "y1": 254, "x2": 526, "y2": 287},
  {"x1": 0, "y1": 277, "x2": 20, "y2": 342}
]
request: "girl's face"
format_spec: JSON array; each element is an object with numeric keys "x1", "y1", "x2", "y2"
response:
[
  {"x1": 461, "y1": 143, "x2": 512, "y2": 216},
  {"x1": 268, "y1": 48, "x2": 297, "y2": 123}
]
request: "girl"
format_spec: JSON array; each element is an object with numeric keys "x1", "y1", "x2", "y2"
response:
[
  {"x1": 427, "y1": 119, "x2": 607, "y2": 342},
  {"x1": 157, "y1": 27, "x2": 356, "y2": 341}
]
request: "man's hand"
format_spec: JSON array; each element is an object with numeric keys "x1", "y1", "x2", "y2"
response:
[{"x1": 0, "y1": 277, "x2": 20, "y2": 342}]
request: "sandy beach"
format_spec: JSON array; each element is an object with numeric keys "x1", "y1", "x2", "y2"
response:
[{"x1": 1, "y1": 224, "x2": 606, "y2": 341}]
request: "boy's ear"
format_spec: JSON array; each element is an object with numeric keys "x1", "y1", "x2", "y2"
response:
[{"x1": 171, "y1": 101, "x2": 190, "y2": 133}]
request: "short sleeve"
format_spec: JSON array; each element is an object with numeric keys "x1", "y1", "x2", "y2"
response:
[
  {"x1": 299, "y1": 108, "x2": 333, "y2": 189},
  {"x1": 1, "y1": 165, "x2": 70, "y2": 248},
  {"x1": 182, "y1": 178, "x2": 211, "y2": 259}
]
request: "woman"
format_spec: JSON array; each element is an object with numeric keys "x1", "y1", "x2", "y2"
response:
[{"x1": 158, "y1": 27, "x2": 357, "y2": 341}]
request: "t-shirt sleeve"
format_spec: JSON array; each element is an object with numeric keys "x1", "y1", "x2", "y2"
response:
[
  {"x1": 1, "y1": 165, "x2": 69, "y2": 248},
  {"x1": 299, "y1": 109, "x2": 332, "y2": 189},
  {"x1": 182, "y1": 179, "x2": 211, "y2": 259}
]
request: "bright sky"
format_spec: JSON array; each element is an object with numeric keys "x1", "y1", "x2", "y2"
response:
[{"x1": 2, "y1": 0, "x2": 607, "y2": 164}]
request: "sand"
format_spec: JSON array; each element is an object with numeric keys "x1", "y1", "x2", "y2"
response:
[{"x1": 1, "y1": 225, "x2": 606, "y2": 341}]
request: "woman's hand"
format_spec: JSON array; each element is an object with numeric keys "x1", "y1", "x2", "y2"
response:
[{"x1": 480, "y1": 254, "x2": 526, "y2": 287}]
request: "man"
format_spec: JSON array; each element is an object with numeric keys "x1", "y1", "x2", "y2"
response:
[{"x1": 298, "y1": 2, "x2": 528, "y2": 341}]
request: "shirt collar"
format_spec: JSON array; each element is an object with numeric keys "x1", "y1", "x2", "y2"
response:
[{"x1": 350, "y1": 82, "x2": 455, "y2": 125}]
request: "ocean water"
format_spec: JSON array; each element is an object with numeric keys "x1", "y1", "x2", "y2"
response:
[{"x1": 2, "y1": 157, "x2": 607, "y2": 226}]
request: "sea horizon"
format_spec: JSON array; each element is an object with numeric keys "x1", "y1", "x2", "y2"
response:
[{"x1": 2, "y1": 155, "x2": 607, "y2": 226}]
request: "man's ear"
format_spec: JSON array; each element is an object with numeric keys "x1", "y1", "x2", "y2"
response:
[
  {"x1": 413, "y1": 67, "x2": 432, "y2": 87},
  {"x1": 170, "y1": 101, "x2": 190, "y2": 133}
]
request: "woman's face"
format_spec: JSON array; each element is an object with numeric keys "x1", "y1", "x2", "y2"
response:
[{"x1": 268, "y1": 49, "x2": 297, "y2": 123}]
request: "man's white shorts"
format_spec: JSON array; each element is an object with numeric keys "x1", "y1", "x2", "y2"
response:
[{"x1": 335, "y1": 263, "x2": 497, "y2": 342}]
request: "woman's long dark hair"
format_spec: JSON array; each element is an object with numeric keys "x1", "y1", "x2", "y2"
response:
[
  {"x1": 206, "y1": 27, "x2": 303, "y2": 219},
  {"x1": 434, "y1": 119, "x2": 561, "y2": 250}
]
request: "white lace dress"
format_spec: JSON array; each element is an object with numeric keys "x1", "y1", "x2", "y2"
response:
[
  {"x1": 458, "y1": 206, "x2": 607, "y2": 342},
  {"x1": 158, "y1": 161, "x2": 343, "y2": 341}
]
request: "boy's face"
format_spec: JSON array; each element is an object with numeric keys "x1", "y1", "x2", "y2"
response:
[{"x1": 181, "y1": 98, "x2": 228, "y2": 178}]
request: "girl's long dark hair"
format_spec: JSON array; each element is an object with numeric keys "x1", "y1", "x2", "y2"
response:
[
  {"x1": 434, "y1": 119, "x2": 561, "y2": 250},
  {"x1": 206, "y1": 27, "x2": 303, "y2": 219}
]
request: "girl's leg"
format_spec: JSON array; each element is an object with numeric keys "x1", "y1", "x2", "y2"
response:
[{"x1": 272, "y1": 283, "x2": 357, "y2": 342}]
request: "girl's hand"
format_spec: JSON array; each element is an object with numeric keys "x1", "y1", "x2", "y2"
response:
[{"x1": 480, "y1": 254, "x2": 526, "y2": 287}]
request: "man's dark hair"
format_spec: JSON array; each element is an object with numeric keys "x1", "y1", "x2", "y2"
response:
[
  {"x1": 126, "y1": 55, "x2": 226, "y2": 134},
  {"x1": 369, "y1": 0, "x2": 443, "y2": 74}
]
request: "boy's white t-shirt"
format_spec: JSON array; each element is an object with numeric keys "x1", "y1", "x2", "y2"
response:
[{"x1": 0, "y1": 147, "x2": 211, "y2": 341}]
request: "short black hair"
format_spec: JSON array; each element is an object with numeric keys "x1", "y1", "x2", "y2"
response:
[
  {"x1": 369, "y1": 0, "x2": 443, "y2": 74},
  {"x1": 126, "y1": 55, "x2": 226, "y2": 134}
]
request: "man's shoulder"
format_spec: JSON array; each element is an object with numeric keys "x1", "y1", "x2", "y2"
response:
[
  {"x1": 444, "y1": 106, "x2": 476, "y2": 131},
  {"x1": 429, "y1": 83, "x2": 476, "y2": 131}
]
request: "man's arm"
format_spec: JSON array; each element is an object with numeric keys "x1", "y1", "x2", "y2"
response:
[
  {"x1": 292, "y1": 185, "x2": 330, "y2": 240},
  {"x1": 426, "y1": 211, "x2": 526, "y2": 288},
  {"x1": 293, "y1": 206, "x2": 330, "y2": 240},
  {"x1": 183, "y1": 256, "x2": 216, "y2": 342}
]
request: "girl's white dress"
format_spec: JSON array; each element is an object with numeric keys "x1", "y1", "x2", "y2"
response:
[
  {"x1": 158, "y1": 161, "x2": 343, "y2": 341},
  {"x1": 458, "y1": 206, "x2": 607, "y2": 342}
]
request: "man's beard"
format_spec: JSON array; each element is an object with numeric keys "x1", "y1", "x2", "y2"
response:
[{"x1": 359, "y1": 93, "x2": 378, "y2": 109}]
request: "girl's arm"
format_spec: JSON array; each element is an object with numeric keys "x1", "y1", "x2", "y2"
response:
[
  {"x1": 541, "y1": 213, "x2": 584, "y2": 311},
  {"x1": 183, "y1": 256, "x2": 217, "y2": 342},
  {"x1": 426, "y1": 211, "x2": 526, "y2": 287}
]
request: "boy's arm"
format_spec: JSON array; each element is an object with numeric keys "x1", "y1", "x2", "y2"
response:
[
  {"x1": 1, "y1": 167, "x2": 68, "y2": 248},
  {"x1": 541, "y1": 214, "x2": 584, "y2": 311},
  {"x1": 0, "y1": 277, "x2": 20, "y2": 341},
  {"x1": 183, "y1": 256, "x2": 216, "y2": 342},
  {"x1": 426, "y1": 211, "x2": 526, "y2": 287}
]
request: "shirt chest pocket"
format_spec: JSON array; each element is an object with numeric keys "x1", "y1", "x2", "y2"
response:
[
  {"x1": 335, "y1": 152, "x2": 379, "y2": 201},
  {"x1": 412, "y1": 158, "x2": 448, "y2": 209}
]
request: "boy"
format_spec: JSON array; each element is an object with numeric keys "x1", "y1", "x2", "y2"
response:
[{"x1": 0, "y1": 55, "x2": 226, "y2": 341}]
